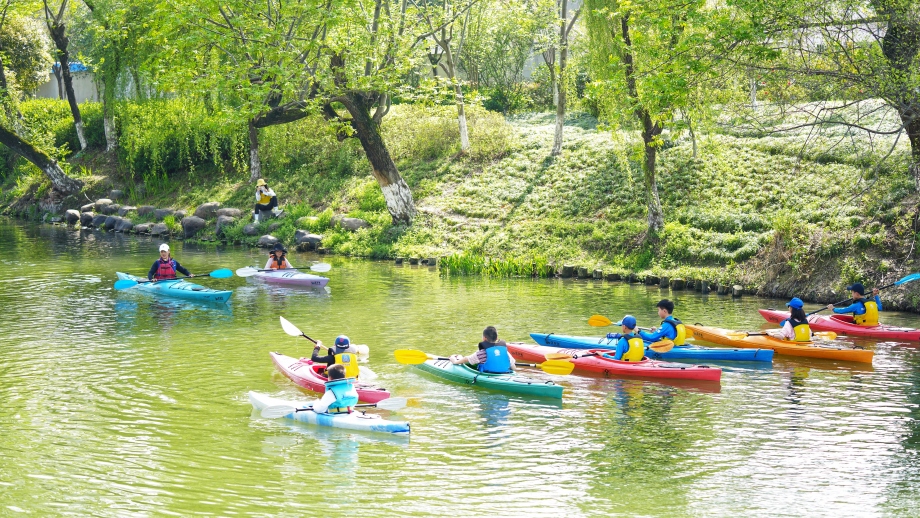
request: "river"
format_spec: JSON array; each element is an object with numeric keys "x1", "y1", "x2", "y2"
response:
[{"x1": 1, "y1": 218, "x2": 918, "y2": 517}]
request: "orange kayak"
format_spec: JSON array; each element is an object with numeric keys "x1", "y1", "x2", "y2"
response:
[{"x1": 685, "y1": 324, "x2": 873, "y2": 363}]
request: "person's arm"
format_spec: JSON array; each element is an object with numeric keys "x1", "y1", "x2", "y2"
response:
[
  {"x1": 874, "y1": 293, "x2": 882, "y2": 311},
  {"x1": 312, "y1": 390, "x2": 337, "y2": 414},
  {"x1": 148, "y1": 260, "x2": 158, "y2": 280},
  {"x1": 173, "y1": 261, "x2": 192, "y2": 277},
  {"x1": 311, "y1": 343, "x2": 335, "y2": 364},
  {"x1": 612, "y1": 338, "x2": 628, "y2": 361},
  {"x1": 255, "y1": 188, "x2": 263, "y2": 202},
  {"x1": 639, "y1": 327, "x2": 670, "y2": 342},
  {"x1": 265, "y1": 187, "x2": 276, "y2": 197},
  {"x1": 831, "y1": 302, "x2": 861, "y2": 314},
  {"x1": 779, "y1": 321, "x2": 795, "y2": 340},
  {"x1": 264, "y1": 258, "x2": 273, "y2": 269}
]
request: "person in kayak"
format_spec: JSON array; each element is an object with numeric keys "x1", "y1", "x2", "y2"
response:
[
  {"x1": 605, "y1": 315, "x2": 645, "y2": 361},
  {"x1": 638, "y1": 299, "x2": 686, "y2": 345},
  {"x1": 311, "y1": 336, "x2": 360, "y2": 378},
  {"x1": 826, "y1": 282, "x2": 882, "y2": 326},
  {"x1": 312, "y1": 364, "x2": 359, "y2": 414},
  {"x1": 449, "y1": 326, "x2": 516, "y2": 373},
  {"x1": 147, "y1": 243, "x2": 194, "y2": 281},
  {"x1": 253, "y1": 179, "x2": 281, "y2": 222},
  {"x1": 770, "y1": 297, "x2": 812, "y2": 342},
  {"x1": 264, "y1": 242, "x2": 293, "y2": 270}
]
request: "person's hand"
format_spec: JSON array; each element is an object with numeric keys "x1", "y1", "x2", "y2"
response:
[
  {"x1": 188, "y1": 274, "x2": 195, "y2": 278},
  {"x1": 826, "y1": 304, "x2": 834, "y2": 310},
  {"x1": 649, "y1": 326, "x2": 658, "y2": 332},
  {"x1": 872, "y1": 288, "x2": 879, "y2": 296}
]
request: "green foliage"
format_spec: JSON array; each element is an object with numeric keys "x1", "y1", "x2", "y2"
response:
[
  {"x1": 384, "y1": 104, "x2": 514, "y2": 162},
  {"x1": 439, "y1": 251, "x2": 552, "y2": 277},
  {"x1": 19, "y1": 99, "x2": 105, "y2": 153},
  {"x1": 0, "y1": 15, "x2": 53, "y2": 94}
]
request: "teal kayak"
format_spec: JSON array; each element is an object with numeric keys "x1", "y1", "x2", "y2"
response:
[
  {"x1": 115, "y1": 272, "x2": 232, "y2": 303},
  {"x1": 413, "y1": 357, "x2": 564, "y2": 399}
]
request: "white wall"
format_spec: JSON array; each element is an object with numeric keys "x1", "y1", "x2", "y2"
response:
[{"x1": 31, "y1": 71, "x2": 98, "y2": 103}]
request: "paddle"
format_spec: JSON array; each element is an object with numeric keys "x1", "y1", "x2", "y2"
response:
[
  {"x1": 236, "y1": 263, "x2": 332, "y2": 277},
  {"x1": 393, "y1": 349, "x2": 574, "y2": 375},
  {"x1": 543, "y1": 339, "x2": 675, "y2": 361},
  {"x1": 587, "y1": 314, "x2": 655, "y2": 331},
  {"x1": 260, "y1": 396, "x2": 408, "y2": 419},
  {"x1": 113, "y1": 268, "x2": 233, "y2": 290},
  {"x1": 806, "y1": 273, "x2": 920, "y2": 316},
  {"x1": 279, "y1": 316, "x2": 374, "y2": 376},
  {"x1": 726, "y1": 331, "x2": 837, "y2": 340}
]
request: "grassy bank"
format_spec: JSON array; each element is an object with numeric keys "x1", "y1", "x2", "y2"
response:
[{"x1": 3, "y1": 98, "x2": 919, "y2": 309}]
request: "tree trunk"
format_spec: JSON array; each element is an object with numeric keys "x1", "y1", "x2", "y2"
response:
[
  {"x1": 102, "y1": 88, "x2": 117, "y2": 152},
  {"x1": 905, "y1": 116, "x2": 920, "y2": 190},
  {"x1": 0, "y1": 123, "x2": 83, "y2": 194},
  {"x1": 248, "y1": 119, "x2": 262, "y2": 182},
  {"x1": 688, "y1": 116, "x2": 697, "y2": 159},
  {"x1": 46, "y1": 18, "x2": 87, "y2": 150},
  {"x1": 551, "y1": 0, "x2": 569, "y2": 157},
  {"x1": 441, "y1": 44, "x2": 470, "y2": 153},
  {"x1": 340, "y1": 93, "x2": 416, "y2": 224},
  {"x1": 642, "y1": 124, "x2": 665, "y2": 234}
]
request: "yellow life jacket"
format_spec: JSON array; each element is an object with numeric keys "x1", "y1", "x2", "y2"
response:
[
  {"x1": 334, "y1": 352, "x2": 360, "y2": 378},
  {"x1": 258, "y1": 189, "x2": 272, "y2": 204},
  {"x1": 792, "y1": 323, "x2": 811, "y2": 342},
  {"x1": 622, "y1": 336, "x2": 645, "y2": 362},
  {"x1": 854, "y1": 299, "x2": 879, "y2": 326},
  {"x1": 663, "y1": 316, "x2": 686, "y2": 345}
]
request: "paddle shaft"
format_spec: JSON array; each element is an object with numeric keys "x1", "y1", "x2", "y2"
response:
[
  {"x1": 293, "y1": 402, "x2": 382, "y2": 413},
  {"x1": 807, "y1": 292, "x2": 880, "y2": 317}
]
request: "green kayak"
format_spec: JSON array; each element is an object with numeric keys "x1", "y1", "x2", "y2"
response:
[{"x1": 414, "y1": 358, "x2": 564, "y2": 399}]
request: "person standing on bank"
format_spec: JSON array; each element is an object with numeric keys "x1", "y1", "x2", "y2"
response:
[{"x1": 253, "y1": 179, "x2": 278, "y2": 222}]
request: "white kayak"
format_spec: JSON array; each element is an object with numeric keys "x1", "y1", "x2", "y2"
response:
[
  {"x1": 248, "y1": 392, "x2": 410, "y2": 435},
  {"x1": 253, "y1": 269, "x2": 329, "y2": 288}
]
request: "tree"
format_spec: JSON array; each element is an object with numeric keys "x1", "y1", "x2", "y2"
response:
[
  {"x1": 0, "y1": 123, "x2": 83, "y2": 193},
  {"x1": 546, "y1": 0, "x2": 579, "y2": 156},
  {"x1": 43, "y1": 0, "x2": 88, "y2": 151},
  {"x1": 0, "y1": 8, "x2": 53, "y2": 97}
]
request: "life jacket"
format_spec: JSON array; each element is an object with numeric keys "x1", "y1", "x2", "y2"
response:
[
  {"x1": 853, "y1": 298, "x2": 879, "y2": 326},
  {"x1": 324, "y1": 378, "x2": 359, "y2": 414},
  {"x1": 155, "y1": 258, "x2": 177, "y2": 280},
  {"x1": 334, "y1": 352, "x2": 360, "y2": 379},
  {"x1": 478, "y1": 340, "x2": 512, "y2": 373},
  {"x1": 269, "y1": 255, "x2": 287, "y2": 270},
  {"x1": 662, "y1": 316, "x2": 687, "y2": 345},
  {"x1": 782, "y1": 317, "x2": 812, "y2": 342},
  {"x1": 620, "y1": 334, "x2": 645, "y2": 362},
  {"x1": 258, "y1": 188, "x2": 273, "y2": 204}
]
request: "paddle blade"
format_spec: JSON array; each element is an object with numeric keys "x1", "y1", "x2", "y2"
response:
[
  {"x1": 544, "y1": 351, "x2": 576, "y2": 360},
  {"x1": 648, "y1": 340, "x2": 674, "y2": 353},
  {"x1": 236, "y1": 267, "x2": 259, "y2": 278},
  {"x1": 394, "y1": 349, "x2": 430, "y2": 365},
  {"x1": 358, "y1": 365, "x2": 378, "y2": 381},
  {"x1": 209, "y1": 268, "x2": 233, "y2": 279},
  {"x1": 814, "y1": 331, "x2": 837, "y2": 340},
  {"x1": 114, "y1": 279, "x2": 138, "y2": 290},
  {"x1": 310, "y1": 263, "x2": 332, "y2": 273},
  {"x1": 279, "y1": 316, "x2": 304, "y2": 337},
  {"x1": 375, "y1": 397, "x2": 407, "y2": 411},
  {"x1": 261, "y1": 404, "x2": 299, "y2": 419},
  {"x1": 588, "y1": 315, "x2": 614, "y2": 327},
  {"x1": 539, "y1": 359, "x2": 574, "y2": 375},
  {"x1": 895, "y1": 273, "x2": 920, "y2": 286},
  {"x1": 355, "y1": 344, "x2": 370, "y2": 356}
]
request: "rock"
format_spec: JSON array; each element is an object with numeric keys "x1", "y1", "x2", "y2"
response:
[
  {"x1": 50, "y1": 216, "x2": 62, "y2": 223},
  {"x1": 174, "y1": 210, "x2": 186, "y2": 219},
  {"x1": 294, "y1": 230, "x2": 323, "y2": 251},
  {"x1": 109, "y1": 189, "x2": 124, "y2": 200},
  {"x1": 215, "y1": 215, "x2": 237, "y2": 237},
  {"x1": 258, "y1": 235, "x2": 279, "y2": 247},
  {"x1": 103, "y1": 216, "x2": 120, "y2": 230},
  {"x1": 134, "y1": 223, "x2": 151, "y2": 234},
  {"x1": 150, "y1": 223, "x2": 169, "y2": 236},
  {"x1": 80, "y1": 203, "x2": 95, "y2": 212},
  {"x1": 561, "y1": 264, "x2": 574, "y2": 278},
  {"x1": 154, "y1": 208, "x2": 175, "y2": 221},
  {"x1": 242, "y1": 224, "x2": 260, "y2": 236},
  {"x1": 116, "y1": 218, "x2": 133, "y2": 232},
  {"x1": 137, "y1": 205, "x2": 156, "y2": 216},
  {"x1": 80, "y1": 212, "x2": 95, "y2": 226},
  {"x1": 91, "y1": 214, "x2": 108, "y2": 228},
  {"x1": 101, "y1": 203, "x2": 121, "y2": 215},
  {"x1": 181, "y1": 216, "x2": 207, "y2": 238},
  {"x1": 671, "y1": 278, "x2": 686, "y2": 290},
  {"x1": 332, "y1": 215, "x2": 371, "y2": 232},
  {"x1": 95, "y1": 198, "x2": 113, "y2": 208},
  {"x1": 659, "y1": 276, "x2": 669, "y2": 288},
  {"x1": 194, "y1": 202, "x2": 221, "y2": 220},
  {"x1": 606, "y1": 273, "x2": 621, "y2": 281},
  {"x1": 64, "y1": 209, "x2": 80, "y2": 225},
  {"x1": 118, "y1": 206, "x2": 137, "y2": 217},
  {"x1": 217, "y1": 208, "x2": 242, "y2": 218},
  {"x1": 267, "y1": 222, "x2": 281, "y2": 232}
]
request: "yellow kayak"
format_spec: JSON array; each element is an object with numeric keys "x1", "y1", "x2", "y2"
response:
[{"x1": 685, "y1": 324, "x2": 874, "y2": 363}]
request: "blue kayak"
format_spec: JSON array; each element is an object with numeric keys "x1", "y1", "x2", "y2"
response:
[
  {"x1": 115, "y1": 272, "x2": 232, "y2": 304},
  {"x1": 530, "y1": 333, "x2": 774, "y2": 362}
]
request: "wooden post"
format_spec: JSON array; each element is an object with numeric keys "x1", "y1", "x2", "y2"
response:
[
  {"x1": 671, "y1": 278, "x2": 686, "y2": 290},
  {"x1": 700, "y1": 280, "x2": 710, "y2": 294},
  {"x1": 645, "y1": 275, "x2": 659, "y2": 285},
  {"x1": 659, "y1": 276, "x2": 669, "y2": 288},
  {"x1": 732, "y1": 285, "x2": 743, "y2": 298},
  {"x1": 561, "y1": 264, "x2": 574, "y2": 278},
  {"x1": 394, "y1": 257, "x2": 404, "y2": 265},
  {"x1": 577, "y1": 267, "x2": 588, "y2": 278},
  {"x1": 409, "y1": 257, "x2": 419, "y2": 265},
  {"x1": 606, "y1": 273, "x2": 621, "y2": 281}
]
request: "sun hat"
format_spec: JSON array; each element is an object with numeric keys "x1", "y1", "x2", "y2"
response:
[{"x1": 256, "y1": 179, "x2": 266, "y2": 186}]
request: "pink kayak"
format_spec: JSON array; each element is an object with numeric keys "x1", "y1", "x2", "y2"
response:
[
  {"x1": 759, "y1": 309, "x2": 920, "y2": 341},
  {"x1": 506, "y1": 342, "x2": 721, "y2": 382},
  {"x1": 270, "y1": 352, "x2": 390, "y2": 403},
  {"x1": 255, "y1": 270, "x2": 329, "y2": 288}
]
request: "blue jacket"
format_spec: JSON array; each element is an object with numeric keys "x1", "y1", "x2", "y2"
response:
[
  {"x1": 639, "y1": 317, "x2": 680, "y2": 342},
  {"x1": 833, "y1": 295, "x2": 882, "y2": 315}
]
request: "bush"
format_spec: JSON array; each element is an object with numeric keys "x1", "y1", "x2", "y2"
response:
[
  {"x1": 384, "y1": 104, "x2": 514, "y2": 162},
  {"x1": 19, "y1": 99, "x2": 105, "y2": 153}
]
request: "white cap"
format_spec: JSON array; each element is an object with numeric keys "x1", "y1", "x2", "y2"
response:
[{"x1": 159, "y1": 243, "x2": 170, "y2": 252}]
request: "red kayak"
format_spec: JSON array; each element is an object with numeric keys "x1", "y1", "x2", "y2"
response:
[
  {"x1": 759, "y1": 309, "x2": 920, "y2": 341},
  {"x1": 270, "y1": 352, "x2": 391, "y2": 403},
  {"x1": 506, "y1": 342, "x2": 721, "y2": 382}
]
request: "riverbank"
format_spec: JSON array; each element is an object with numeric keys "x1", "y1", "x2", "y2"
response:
[{"x1": 3, "y1": 100, "x2": 919, "y2": 310}]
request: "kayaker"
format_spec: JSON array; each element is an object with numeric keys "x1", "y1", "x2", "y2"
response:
[
  {"x1": 253, "y1": 179, "x2": 280, "y2": 222},
  {"x1": 264, "y1": 243, "x2": 293, "y2": 270},
  {"x1": 770, "y1": 297, "x2": 812, "y2": 342},
  {"x1": 638, "y1": 299, "x2": 686, "y2": 345},
  {"x1": 605, "y1": 315, "x2": 645, "y2": 361},
  {"x1": 449, "y1": 326, "x2": 516, "y2": 373},
  {"x1": 826, "y1": 282, "x2": 882, "y2": 326},
  {"x1": 311, "y1": 336, "x2": 361, "y2": 378},
  {"x1": 147, "y1": 244, "x2": 194, "y2": 281},
  {"x1": 312, "y1": 364, "x2": 359, "y2": 414}
]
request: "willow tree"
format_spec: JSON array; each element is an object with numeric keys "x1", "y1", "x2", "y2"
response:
[{"x1": 43, "y1": 0, "x2": 89, "y2": 150}]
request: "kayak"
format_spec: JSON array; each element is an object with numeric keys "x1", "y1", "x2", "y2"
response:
[
  {"x1": 507, "y1": 342, "x2": 722, "y2": 382},
  {"x1": 248, "y1": 391, "x2": 409, "y2": 435},
  {"x1": 270, "y1": 352, "x2": 391, "y2": 404},
  {"x1": 530, "y1": 333, "x2": 773, "y2": 362},
  {"x1": 685, "y1": 324, "x2": 874, "y2": 363},
  {"x1": 115, "y1": 272, "x2": 232, "y2": 303},
  {"x1": 412, "y1": 356, "x2": 564, "y2": 399},
  {"x1": 759, "y1": 308, "x2": 920, "y2": 341},
  {"x1": 253, "y1": 270, "x2": 329, "y2": 288}
]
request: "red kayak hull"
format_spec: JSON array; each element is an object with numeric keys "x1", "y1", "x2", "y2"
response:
[
  {"x1": 270, "y1": 352, "x2": 391, "y2": 403},
  {"x1": 758, "y1": 309, "x2": 920, "y2": 341},
  {"x1": 506, "y1": 342, "x2": 721, "y2": 382}
]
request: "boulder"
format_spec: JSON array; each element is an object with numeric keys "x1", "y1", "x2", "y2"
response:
[
  {"x1": 101, "y1": 203, "x2": 121, "y2": 215},
  {"x1": 150, "y1": 223, "x2": 169, "y2": 236},
  {"x1": 116, "y1": 218, "x2": 134, "y2": 232},
  {"x1": 109, "y1": 189, "x2": 124, "y2": 200},
  {"x1": 95, "y1": 198, "x2": 113, "y2": 209},
  {"x1": 181, "y1": 216, "x2": 207, "y2": 238},
  {"x1": 174, "y1": 210, "x2": 186, "y2": 219},
  {"x1": 295, "y1": 230, "x2": 323, "y2": 251},
  {"x1": 154, "y1": 208, "x2": 175, "y2": 221},
  {"x1": 242, "y1": 224, "x2": 260, "y2": 236},
  {"x1": 80, "y1": 203, "x2": 95, "y2": 212},
  {"x1": 257, "y1": 235, "x2": 279, "y2": 248},
  {"x1": 194, "y1": 202, "x2": 221, "y2": 220},
  {"x1": 91, "y1": 214, "x2": 108, "y2": 228},
  {"x1": 215, "y1": 215, "x2": 237, "y2": 237},
  {"x1": 118, "y1": 206, "x2": 137, "y2": 217},
  {"x1": 64, "y1": 209, "x2": 80, "y2": 225},
  {"x1": 268, "y1": 222, "x2": 281, "y2": 232},
  {"x1": 137, "y1": 205, "x2": 156, "y2": 216},
  {"x1": 80, "y1": 212, "x2": 95, "y2": 226},
  {"x1": 103, "y1": 216, "x2": 120, "y2": 230},
  {"x1": 332, "y1": 215, "x2": 370, "y2": 232},
  {"x1": 134, "y1": 223, "x2": 151, "y2": 234},
  {"x1": 217, "y1": 208, "x2": 242, "y2": 218}
]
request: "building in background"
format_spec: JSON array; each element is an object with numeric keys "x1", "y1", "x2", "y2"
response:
[{"x1": 32, "y1": 62, "x2": 97, "y2": 103}]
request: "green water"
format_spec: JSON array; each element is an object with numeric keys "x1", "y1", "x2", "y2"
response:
[{"x1": 1, "y1": 218, "x2": 920, "y2": 517}]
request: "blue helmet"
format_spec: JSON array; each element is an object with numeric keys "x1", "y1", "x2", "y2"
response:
[{"x1": 334, "y1": 335, "x2": 351, "y2": 350}]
